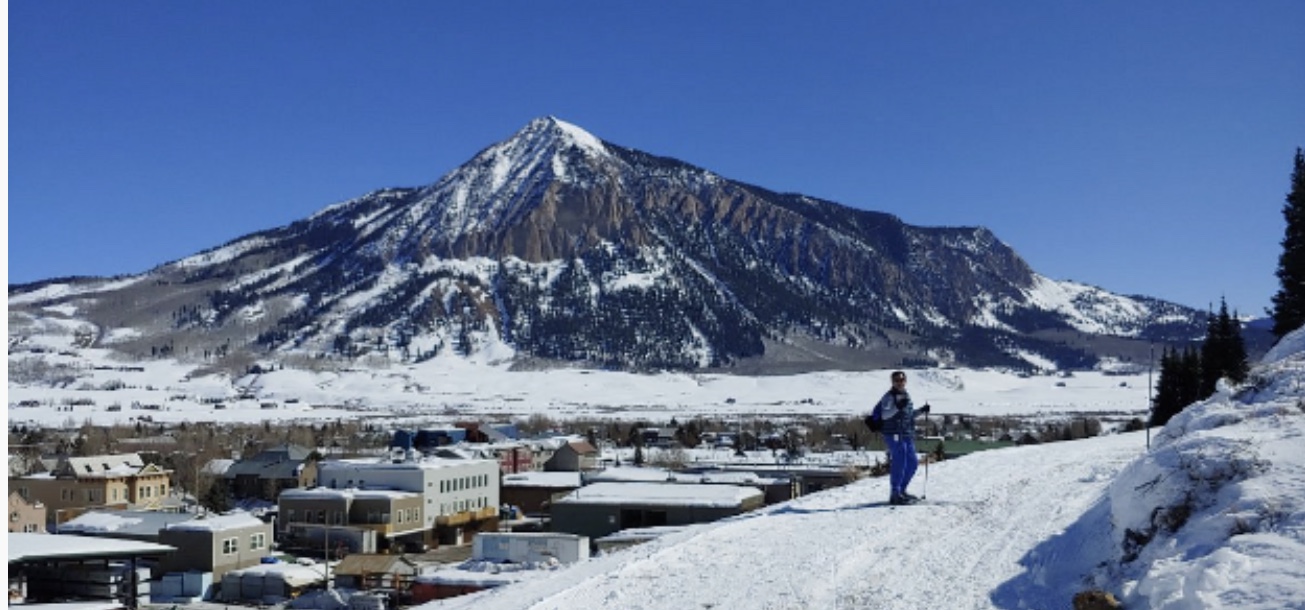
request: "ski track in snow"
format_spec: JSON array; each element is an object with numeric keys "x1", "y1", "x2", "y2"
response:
[{"x1": 425, "y1": 433, "x2": 1144, "y2": 610}]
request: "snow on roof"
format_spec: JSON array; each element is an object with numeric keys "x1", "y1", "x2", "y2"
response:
[
  {"x1": 227, "y1": 560, "x2": 327, "y2": 587},
  {"x1": 415, "y1": 559, "x2": 562, "y2": 588},
  {"x1": 553, "y1": 482, "x2": 762, "y2": 507},
  {"x1": 165, "y1": 512, "x2": 264, "y2": 531},
  {"x1": 586, "y1": 467, "x2": 767, "y2": 486},
  {"x1": 8, "y1": 533, "x2": 174, "y2": 562},
  {"x1": 585, "y1": 466, "x2": 673, "y2": 483},
  {"x1": 59, "y1": 511, "x2": 143, "y2": 532},
  {"x1": 502, "y1": 472, "x2": 582, "y2": 488},
  {"x1": 278, "y1": 487, "x2": 421, "y2": 501},
  {"x1": 323, "y1": 455, "x2": 496, "y2": 471}
]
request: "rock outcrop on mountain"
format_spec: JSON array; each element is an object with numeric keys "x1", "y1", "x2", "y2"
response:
[{"x1": 9, "y1": 117, "x2": 1204, "y2": 373}]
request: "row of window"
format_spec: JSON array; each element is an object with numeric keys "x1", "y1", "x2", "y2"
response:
[
  {"x1": 283, "y1": 508, "x2": 420, "y2": 525},
  {"x1": 54, "y1": 483, "x2": 168, "y2": 503},
  {"x1": 440, "y1": 496, "x2": 488, "y2": 515},
  {"x1": 437, "y1": 474, "x2": 490, "y2": 493},
  {"x1": 221, "y1": 532, "x2": 267, "y2": 555},
  {"x1": 285, "y1": 509, "x2": 345, "y2": 525}
]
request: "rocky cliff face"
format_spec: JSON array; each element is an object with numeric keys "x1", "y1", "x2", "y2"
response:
[{"x1": 9, "y1": 117, "x2": 1204, "y2": 372}]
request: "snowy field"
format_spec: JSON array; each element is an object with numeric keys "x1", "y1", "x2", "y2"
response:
[
  {"x1": 9, "y1": 305, "x2": 1155, "y2": 430},
  {"x1": 412, "y1": 330, "x2": 1305, "y2": 610},
  {"x1": 7, "y1": 344, "x2": 1151, "y2": 429},
  {"x1": 11, "y1": 321, "x2": 1305, "y2": 608}
]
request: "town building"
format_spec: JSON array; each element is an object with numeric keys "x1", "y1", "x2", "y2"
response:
[{"x1": 8, "y1": 453, "x2": 171, "y2": 526}]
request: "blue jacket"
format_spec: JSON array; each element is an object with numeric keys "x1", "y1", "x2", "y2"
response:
[{"x1": 872, "y1": 388, "x2": 918, "y2": 438}]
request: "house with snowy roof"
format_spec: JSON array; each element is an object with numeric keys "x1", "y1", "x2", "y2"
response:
[
  {"x1": 223, "y1": 443, "x2": 318, "y2": 501},
  {"x1": 50, "y1": 508, "x2": 273, "y2": 586},
  {"x1": 8, "y1": 452, "x2": 172, "y2": 525},
  {"x1": 156, "y1": 512, "x2": 273, "y2": 581},
  {"x1": 543, "y1": 439, "x2": 599, "y2": 472},
  {"x1": 500, "y1": 471, "x2": 583, "y2": 516}
]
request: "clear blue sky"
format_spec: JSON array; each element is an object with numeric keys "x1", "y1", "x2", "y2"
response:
[{"x1": 9, "y1": 1, "x2": 1304, "y2": 316}]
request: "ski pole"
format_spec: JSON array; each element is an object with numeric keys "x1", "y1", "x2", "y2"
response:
[{"x1": 922, "y1": 447, "x2": 929, "y2": 500}]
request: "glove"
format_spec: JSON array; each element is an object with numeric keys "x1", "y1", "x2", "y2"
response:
[
  {"x1": 919, "y1": 403, "x2": 931, "y2": 415},
  {"x1": 864, "y1": 415, "x2": 883, "y2": 432}
]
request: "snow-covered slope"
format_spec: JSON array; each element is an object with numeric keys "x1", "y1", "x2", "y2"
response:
[
  {"x1": 8, "y1": 117, "x2": 1212, "y2": 375},
  {"x1": 415, "y1": 329, "x2": 1305, "y2": 610}
]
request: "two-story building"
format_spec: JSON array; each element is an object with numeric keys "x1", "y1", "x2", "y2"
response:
[
  {"x1": 544, "y1": 440, "x2": 599, "y2": 472},
  {"x1": 8, "y1": 490, "x2": 47, "y2": 533},
  {"x1": 9, "y1": 453, "x2": 171, "y2": 525},
  {"x1": 55, "y1": 509, "x2": 273, "y2": 584},
  {"x1": 156, "y1": 512, "x2": 274, "y2": 581},
  {"x1": 279, "y1": 448, "x2": 501, "y2": 551},
  {"x1": 223, "y1": 443, "x2": 318, "y2": 502}
]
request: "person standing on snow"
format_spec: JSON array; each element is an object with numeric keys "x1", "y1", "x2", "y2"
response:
[{"x1": 866, "y1": 370, "x2": 930, "y2": 505}]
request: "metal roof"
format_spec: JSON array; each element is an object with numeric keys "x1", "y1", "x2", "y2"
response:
[{"x1": 8, "y1": 533, "x2": 175, "y2": 563}]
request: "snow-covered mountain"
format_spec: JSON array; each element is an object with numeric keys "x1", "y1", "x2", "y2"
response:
[{"x1": 9, "y1": 117, "x2": 1207, "y2": 373}]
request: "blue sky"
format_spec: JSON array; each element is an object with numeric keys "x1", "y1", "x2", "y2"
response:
[{"x1": 9, "y1": 1, "x2": 1304, "y2": 316}]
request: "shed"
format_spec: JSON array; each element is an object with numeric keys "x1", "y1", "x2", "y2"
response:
[{"x1": 330, "y1": 554, "x2": 420, "y2": 591}]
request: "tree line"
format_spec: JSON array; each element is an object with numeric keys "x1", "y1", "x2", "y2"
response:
[{"x1": 1152, "y1": 147, "x2": 1305, "y2": 426}]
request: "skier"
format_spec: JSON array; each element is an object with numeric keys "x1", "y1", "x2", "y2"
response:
[{"x1": 866, "y1": 370, "x2": 930, "y2": 505}]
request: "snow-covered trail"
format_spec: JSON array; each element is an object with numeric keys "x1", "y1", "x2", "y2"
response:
[{"x1": 425, "y1": 431, "x2": 1150, "y2": 610}]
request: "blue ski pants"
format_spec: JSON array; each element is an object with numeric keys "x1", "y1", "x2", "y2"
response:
[{"x1": 885, "y1": 433, "x2": 919, "y2": 496}]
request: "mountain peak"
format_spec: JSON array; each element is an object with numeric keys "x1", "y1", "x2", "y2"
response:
[{"x1": 513, "y1": 116, "x2": 609, "y2": 160}]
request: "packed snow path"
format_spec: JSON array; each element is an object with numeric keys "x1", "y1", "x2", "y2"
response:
[{"x1": 425, "y1": 432, "x2": 1146, "y2": 610}]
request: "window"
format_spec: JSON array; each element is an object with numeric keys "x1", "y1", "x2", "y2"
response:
[
  {"x1": 10, "y1": 511, "x2": 19, "y2": 522},
  {"x1": 222, "y1": 537, "x2": 238, "y2": 554},
  {"x1": 287, "y1": 509, "x2": 297, "y2": 522},
  {"x1": 250, "y1": 533, "x2": 266, "y2": 550}
]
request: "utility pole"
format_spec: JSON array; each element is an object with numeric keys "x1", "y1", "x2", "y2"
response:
[
  {"x1": 1147, "y1": 343, "x2": 1154, "y2": 451},
  {"x1": 323, "y1": 526, "x2": 333, "y2": 590}
]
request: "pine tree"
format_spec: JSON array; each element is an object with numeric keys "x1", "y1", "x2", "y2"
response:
[
  {"x1": 1178, "y1": 347, "x2": 1203, "y2": 407},
  {"x1": 1271, "y1": 147, "x2": 1305, "y2": 338},
  {"x1": 1151, "y1": 347, "x2": 1183, "y2": 427},
  {"x1": 1151, "y1": 345, "x2": 1207, "y2": 428},
  {"x1": 1199, "y1": 298, "x2": 1248, "y2": 395}
]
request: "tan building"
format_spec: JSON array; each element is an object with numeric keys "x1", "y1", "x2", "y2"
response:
[
  {"x1": 9, "y1": 453, "x2": 171, "y2": 525},
  {"x1": 8, "y1": 490, "x2": 47, "y2": 533},
  {"x1": 545, "y1": 440, "x2": 599, "y2": 472},
  {"x1": 156, "y1": 512, "x2": 273, "y2": 581},
  {"x1": 278, "y1": 487, "x2": 424, "y2": 554}
]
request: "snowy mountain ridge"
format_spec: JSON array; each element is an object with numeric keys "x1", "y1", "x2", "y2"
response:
[{"x1": 9, "y1": 117, "x2": 1215, "y2": 374}]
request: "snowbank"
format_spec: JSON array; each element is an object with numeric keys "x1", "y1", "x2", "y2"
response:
[{"x1": 1106, "y1": 328, "x2": 1305, "y2": 609}]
